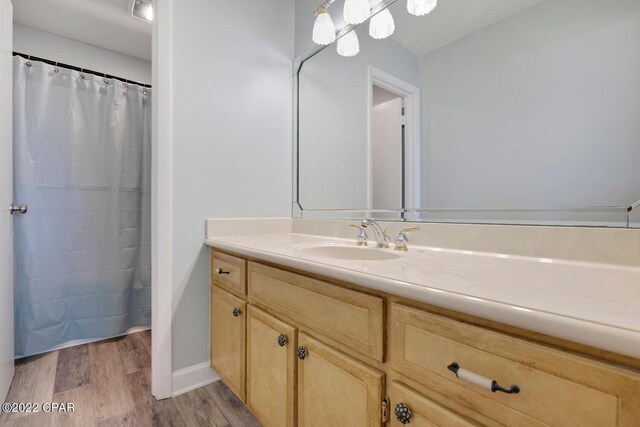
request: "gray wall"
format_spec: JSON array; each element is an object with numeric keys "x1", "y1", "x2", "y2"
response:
[
  {"x1": 295, "y1": 0, "x2": 319, "y2": 58},
  {"x1": 421, "y1": 0, "x2": 640, "y2": 209},
  {"x1": 298, "y1": 26, "x2": 419, "y2": 210},
  {"x1": 170, "y1": 0, "x2": 293, "y2": 371}
]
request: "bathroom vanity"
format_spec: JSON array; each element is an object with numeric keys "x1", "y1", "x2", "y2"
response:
[
  {"x1": 204, "y1": 1, "x2": 640, "y2": 424},
  {"x1": 206, "y1": 223, "x2": 640, "y2": 427}
]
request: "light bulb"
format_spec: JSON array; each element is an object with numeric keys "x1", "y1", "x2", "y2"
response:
[
  {"x1": 407, "y1": 0, "x2": 437, "y2": 16},
  {"x1": 369, "y1": 8, "x2": 395, "y2": 40},
  {"x1": 312, "y1": 12, "x2": 336, "y2": 45},
  {"x1": 343, "y1": 0, "x2": 370, "y2": 25},
  {"x1": 337, "y1": 31, "x2": 359, "y2": 57},
  {"x1": 145, "y1": 5, "x2": 153, "y2": 21}
]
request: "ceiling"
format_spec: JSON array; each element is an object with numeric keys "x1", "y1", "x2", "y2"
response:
[
  {"x1": 11, "y1": 0, "x2": 545, "y2": 63},
  {"x1": 12, "y1": 0, "x2": 152, "y2": 61},
  {"x1": 390, "y1": 0, "x2": 547, "y2": 55}
]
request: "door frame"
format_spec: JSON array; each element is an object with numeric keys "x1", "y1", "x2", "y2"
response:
[
  {"x1": 151, "y1": 0, "x2": 173, "y2": 400},
  {"x1": 0, "y1": 0, "x2": 14, "y2": 403},
  {"x1": 366, "y1": 66, "x2": 421, "y2": 210}
]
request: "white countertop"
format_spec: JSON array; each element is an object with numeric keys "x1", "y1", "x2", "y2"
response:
[{"x1": 205, "y1": 232, "x2": 640, "y2": 360}]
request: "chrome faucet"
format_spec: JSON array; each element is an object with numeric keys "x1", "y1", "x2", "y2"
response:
[
  {"x1": 360, "y1": 219, "x2": 391, "y2": 248},
  {"x1": 394, "y1": 227, "x2": 420, "y2": 251},
  {"x1": 349, "y1": 224, "x2": 368, "y2": 246}
]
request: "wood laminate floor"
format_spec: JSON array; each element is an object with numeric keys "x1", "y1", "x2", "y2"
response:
[{"x1": 0, "y1": 331, "x2": 261, "y2": 427}]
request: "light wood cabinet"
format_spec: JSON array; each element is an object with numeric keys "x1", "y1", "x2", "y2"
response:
[
  {"x1": 210, "y1": 285, "x2": 246, "y2": 401},
  {"x1": 210, "y1": 249, "x2": 640, "y2": 426},
  {"x1": 390, "y1": 303, "x2": 637, "y2": 427},
  {"x1": 297, "y1": 333, "x2": 384, "y2": 427},
  {"x1": 246, "y1": 306, "x2": 297, "y2": 427}
]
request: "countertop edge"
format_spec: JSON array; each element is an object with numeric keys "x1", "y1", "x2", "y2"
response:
[{"x1": 205, "y1": 238, "x2": 640, "y2": 360}]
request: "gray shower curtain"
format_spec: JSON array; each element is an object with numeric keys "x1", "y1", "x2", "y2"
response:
[{"x1": 12, "y1": 56, "x2": 152, "y2": 357}]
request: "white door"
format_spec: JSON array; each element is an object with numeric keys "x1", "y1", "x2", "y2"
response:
[{"x1": 0, "y1": 0, "x2": 14, "y2": 402}]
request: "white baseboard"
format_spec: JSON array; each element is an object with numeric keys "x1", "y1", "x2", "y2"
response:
[{"x1": 171, "y1": 361, "x2": 220, "y2": 397}]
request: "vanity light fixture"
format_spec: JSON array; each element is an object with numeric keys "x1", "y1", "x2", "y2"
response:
[
  {"x1": 337, "y1": 30, "x2": 360, "y2": 57},
  {"x1": 407, "y1": 0, "x2": 437, "y2": 16},
  {"x1": 313, "y1": 4, "x2": 337, "y2": 45},
  {"x1": 344, "y1": 0, "x2": 371, "y2": 25},
  {"x1": 369, "y1": 8, "x2": 395, "y2": 39},
  {"x1": 311, "y1": 0, "x2": 438, "y2": 56}
]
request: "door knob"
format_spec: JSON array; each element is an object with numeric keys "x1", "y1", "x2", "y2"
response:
[{"x1": 10, "y1": 203, "x2": 28, "y2": 215}]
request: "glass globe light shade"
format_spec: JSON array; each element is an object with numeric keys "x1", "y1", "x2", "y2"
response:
[
  {"x1": 407, "y1": 0, "x2": 437, "y2": 16},
  {"x1": 369, "y1": 8, "x2": 395, "y2": 39},
  {"x1": 344, "y1": 0, "x2": 370, "y2": 25},
  {"x1": 337, "y1": 30, "x2": 360, "y2": 57},
  {"x1": 312, "y1": 12, "x2": 336, "y2": 45}
]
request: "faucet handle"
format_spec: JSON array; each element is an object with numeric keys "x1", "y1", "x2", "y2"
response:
[
  {"x1": 350, "y1": 224, "x2": 368, "y2": 246},
  {"x1": 400, "y1": 226, "x2": 420, "y2": 234},
  {"x1": 394, "y1": 226, "x2": 420, "y2": 251}
]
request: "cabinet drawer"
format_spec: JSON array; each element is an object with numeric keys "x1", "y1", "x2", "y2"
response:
[
  {"x1": 210, "y1": 286, "x2": 246, "y2": 401},
  {"x1": 248, "y1": 262, "x2": 384, "y2": 361},
  {"x1": 211, "y1": 250, "x2": 246, "y2": 296},
  {"x1": 388, "y1": 381, "x2": 479, "y2": 427},
  {"x1": 390, "y1": 303, "x2": 628, "y2": 427}
]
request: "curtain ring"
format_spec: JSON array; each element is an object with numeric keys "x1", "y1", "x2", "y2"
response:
[
  {"x1": 79, "y1": 73, "x2": 85, "y2": 80},
  {"x1": 143, "y1": 89, "x2": 148, "y2": 95},
  {"x1": 25, "y1": 61, "x2": 32, "y2": 67},
  {"x1": 53, "y1": 67, "x2": 60, "y2": 74},
  {"x1": 103, "y1": 78, "x2": 110, "y2": 86}
]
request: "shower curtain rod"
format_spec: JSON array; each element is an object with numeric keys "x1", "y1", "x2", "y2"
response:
[{"x1": 13, "y1": 51, "x2": 152, "y2": 89}]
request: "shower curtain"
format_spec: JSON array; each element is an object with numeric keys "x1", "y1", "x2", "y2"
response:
[{"x1": 12, "y1": 56, "x2": 152, "y2": 357}]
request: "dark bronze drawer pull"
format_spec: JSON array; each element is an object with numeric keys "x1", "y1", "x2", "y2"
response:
[
  {"x1": 448, "y1": 362, "x2": 520, "y2": 394},
  {"x1": 214, "y1": 268, "x2": 230, "y2": 275},
  {"x1": 232, "y1": 307, "x2": 240, "y2": 317}
]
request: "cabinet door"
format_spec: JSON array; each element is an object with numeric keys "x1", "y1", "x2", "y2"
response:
[
  {"x1": 297, "y1": 333, "x2": 384, "y2": 427},
  {"x1": 246, "y1": 306, "x2": 297, "y2": 427},
  {"x1": 210, "y1": 285, "x2": 246, "y2": 401},
  {"x1": 388, "y1": 381, "x2": 479, "y2": 427}
]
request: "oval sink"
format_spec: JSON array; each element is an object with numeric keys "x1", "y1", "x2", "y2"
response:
[{"x1": 300, "y1": 245, "x2": 402, "y2": 261}]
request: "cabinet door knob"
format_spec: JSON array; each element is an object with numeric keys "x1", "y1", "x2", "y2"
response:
[
  {"x1": 277, "y1": 334, "x2": 288, "y2": 347},
  {"x1": 232, "y1": 307, "x2": 240, "y2": 317},
  {"x1": 214, "y1": 268, "x2": 230, "y2": 275},
  {"x1": 297, "y1": 346, "x2": 307, "y2": 360},
  {"x1": 394, "y1": 403, "x2": 412, "y2": 424}
]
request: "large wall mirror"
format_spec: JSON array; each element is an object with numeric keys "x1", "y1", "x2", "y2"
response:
[{"x1": 295, "y1": 0, "x2": 640, "y2": 227}]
